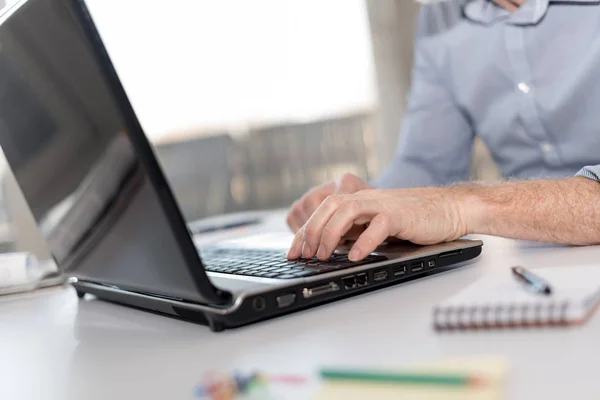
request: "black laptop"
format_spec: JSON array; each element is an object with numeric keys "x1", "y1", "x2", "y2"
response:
[{"x1": 0, "y1": 0, "x2": 482, "y2": 331}]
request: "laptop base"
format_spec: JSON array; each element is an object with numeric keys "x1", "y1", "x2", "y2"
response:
[{"x1": 72, "y1": 245, "x2": 481, "y2": 332}]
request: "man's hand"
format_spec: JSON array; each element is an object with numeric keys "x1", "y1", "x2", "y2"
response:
[
  {"x1": 492, "y1": 0, "x2": 525, "y2": 13},
  {"x1": 286, "y1": 173, "x2": 374, "y2": 233},
  {"x1": 287, "y1": 187, "x2": 469, "y2": 262},
  {"x1": 287, "y1": 177, "x2": 600, "y2": 262}
]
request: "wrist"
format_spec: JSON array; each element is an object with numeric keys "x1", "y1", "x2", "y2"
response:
[{"x1": 451, "y1": 184, "x2": 491, "y2": 236}]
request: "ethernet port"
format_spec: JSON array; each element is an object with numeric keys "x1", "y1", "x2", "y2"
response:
[
  {"x1": 356, "y1": 273, "x2": 368, "y2": 287},
  {"x1": 343, "y1": 276, "x2": 357, "y2": 290}
]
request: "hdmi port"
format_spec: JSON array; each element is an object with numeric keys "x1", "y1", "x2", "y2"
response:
[{"x1": 302, "y1": 282, "x2": 340, "y2": 299}]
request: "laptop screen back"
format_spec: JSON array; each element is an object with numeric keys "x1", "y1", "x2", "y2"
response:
[{"x1": 0, "y1": 0, "x2": 225, "y2": 304}]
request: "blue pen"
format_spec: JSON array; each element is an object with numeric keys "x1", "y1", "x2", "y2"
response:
[{"x1": 511, "y1": 266, "x2": 552, "y2": 295}]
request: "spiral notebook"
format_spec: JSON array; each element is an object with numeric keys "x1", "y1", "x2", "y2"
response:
[{"x1": 433, "y1": 265, "x2": 600, "y2": 330}]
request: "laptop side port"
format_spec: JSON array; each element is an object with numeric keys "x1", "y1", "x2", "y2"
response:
[
  {"x1": 276, "y1": 293, "x2": 296, "y2": 308},
  {"x1": 342, "y1": 276, "x2": 357, "y2": 289},
  {"x1": 393, "y1": 265, "x2": 407, "y2": 276},
  {"x1": 356, "y1": 273, "x2": 368, "y2": 287},
  {"x1": 410, "y1": 262, "x2": 424, "y2": 272},
  {"x1": 302, "y1": 282, "x2": 340, "y2": 299},
  {"x1": 439, "y1": 249, "x2": 462, "y2": 258},
  {"x1": 373, "y1": 269, "x2": 388, "y2": 282},
  {"x1": 252, "y1": 296, "x2": 267, "y2": 311}
]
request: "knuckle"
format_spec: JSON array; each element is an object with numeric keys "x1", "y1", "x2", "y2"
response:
[
  {"x1": 323, "y1": 195, "x2": 340, "y2": 208},
  {"x1": 341, "y1": 199, "x2": 359, "y2": 214},
  {"x1": 339, "y1": 173, "x2": 357, "y2": 186}
]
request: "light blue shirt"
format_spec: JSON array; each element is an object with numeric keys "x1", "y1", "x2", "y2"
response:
[{"x1": 376, "y1": 0, "x2": 600, "y2": 188}]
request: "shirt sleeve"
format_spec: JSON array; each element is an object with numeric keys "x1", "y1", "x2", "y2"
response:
[
  {"x1": 374, "y1": 4, "x2": 475, "y2": 189},
  {"x1": 576, "y1": 165, "x2": 600, "y2": 182}
]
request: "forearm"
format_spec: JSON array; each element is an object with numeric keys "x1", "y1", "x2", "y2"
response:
[{"x1": 459, "y1": 177, "x2": 600, "y2": 245}]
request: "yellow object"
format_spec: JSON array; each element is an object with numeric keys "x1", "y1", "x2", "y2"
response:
[{"x1": 313, "y1": 357, "x2": 507, "y2": 400}]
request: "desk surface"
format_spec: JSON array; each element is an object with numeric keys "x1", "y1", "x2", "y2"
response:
[{"x1": 3, "y1": 211, "x2": 600, "y2": 400}]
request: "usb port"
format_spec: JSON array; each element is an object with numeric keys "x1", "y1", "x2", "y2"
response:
[
  {"x1": 373, "y1": 269, "x2": 388, "y2": 282},
  {"x1": 392, "y1": 265, "x2": 407, "y2": 276},
  {"x1": 343, "y1": 276, "x2": 357, "y2": 289},
  {"x1": 410, "y1": 262, "x2": 424, "y2": 272},
  {"x1": 356, "y1": 273, "x2": 368, "y2": 287}
]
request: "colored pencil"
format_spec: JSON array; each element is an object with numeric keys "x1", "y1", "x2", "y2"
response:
[{"x1": 320, "y1": 369, "x2": 487, "y2": 387}]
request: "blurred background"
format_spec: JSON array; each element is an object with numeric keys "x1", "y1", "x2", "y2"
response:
[{"x1": 0, "y1": 0, "x2": 499, "y2": 259}]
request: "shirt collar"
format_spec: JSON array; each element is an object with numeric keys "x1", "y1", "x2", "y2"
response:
[{"x1": 464, "y1": 0, "x2": 599, "y2": 26}]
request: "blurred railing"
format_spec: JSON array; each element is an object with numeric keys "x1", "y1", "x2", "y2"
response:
[{"x1": 156, "y1": 112, "x2": 377, "y2": 222}]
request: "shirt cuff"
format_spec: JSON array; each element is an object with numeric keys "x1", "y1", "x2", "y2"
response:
[{"x1": 576, "y1": 165, "x2": 600, "y2": 182}]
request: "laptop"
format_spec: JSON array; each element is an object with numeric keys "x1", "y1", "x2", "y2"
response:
[{"x1": 0, "y1": 0, "x2": 482, "y2": 331}]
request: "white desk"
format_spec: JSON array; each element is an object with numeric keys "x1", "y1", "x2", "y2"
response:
[{"x1": 3, "y1": 211, "x2": 600, "y2": 400}]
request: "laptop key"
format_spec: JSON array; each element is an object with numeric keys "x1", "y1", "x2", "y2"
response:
[
  {"x1": 273, "y1": 261, "x2": 297, "y2": 267},
  {"x1": 272, "y1": 267, "x2": 293, "y2": 273},
  {"x1": 262, "y1": 261, "x2": 282, "y2": 267}
]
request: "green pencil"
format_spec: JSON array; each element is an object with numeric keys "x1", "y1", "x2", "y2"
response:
[{"x1": 320, "y1": 369, "x2": 487, "y2": 387}]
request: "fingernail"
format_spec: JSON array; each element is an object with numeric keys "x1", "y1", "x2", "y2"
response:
[
  {"x1": 316, "y1": 246, "x2": 327, "y2": 260},
  {"x1": 301, "y1": 243, "x2": 311, "y2": 258},
  {"x1": 348, "y1": 248, "x2": 361, "y2": 262}
]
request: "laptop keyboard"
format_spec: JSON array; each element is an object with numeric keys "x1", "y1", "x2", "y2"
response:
[{"x1": 200, "y1": 247, "x2": 387, "y2": 279}]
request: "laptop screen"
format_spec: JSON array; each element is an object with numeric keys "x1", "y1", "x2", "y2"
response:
[{"x1": 0, "y1": 0, "x2": 224, "y2": 303}]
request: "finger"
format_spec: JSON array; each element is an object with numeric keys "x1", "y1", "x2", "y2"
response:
[
  {"x1": 288, "y1": 201, "x2": 310, "y2": 233},
  {"x1": 286, "y1": 206, "x2": 300, "y2": 233},
  {"x1": 492, "y1": 0, "x2": 518, "y2": 12},
  {"x1": 313, "y1": 200, "x2": 383, "y2": 260},
  {"x1": 286, "y1": 201, "x2": 308, "y2": 233},
  {"x1": 301, "y1": 193, "x2": 325, "y2": 221},
  {"x1": 298, "y1": 195, "x2": 346, "y2": 258},
  {"x1": 348, "y1": 214, "x2": 391, "y2": 261},
  {"x1": 335, "y1": 173, "x2": 371, "y2": 195},
  {"x1": 297, "y1": 182, "x2": 335, "y2": 223},
  {"x1": 287, "y1": 229, "x2": 305, "y2": 260},
  {"x1": 288, "y1": 216, "x2": 302, "y2": 233}
]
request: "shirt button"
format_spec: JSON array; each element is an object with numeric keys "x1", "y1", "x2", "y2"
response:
[
  {"x1": 540, "y1": 142, "x2": 554, "y2": 154},
  {"x1": 518, "y1": 82, "x2": 530, "y2": 94}
]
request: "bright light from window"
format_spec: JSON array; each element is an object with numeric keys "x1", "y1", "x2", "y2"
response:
[{"x1": 85, "y1": 0, "x2": 376, "y2": 142}]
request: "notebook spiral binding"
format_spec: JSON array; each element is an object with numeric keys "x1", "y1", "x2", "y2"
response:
[{"x1": 432, "y1": 300, "x2": 572, "y2": 331}]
